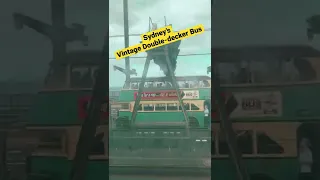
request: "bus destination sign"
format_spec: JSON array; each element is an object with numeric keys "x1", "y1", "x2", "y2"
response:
[{"x1": 134, "y1": 90, "x2": 199, "y2": 100}]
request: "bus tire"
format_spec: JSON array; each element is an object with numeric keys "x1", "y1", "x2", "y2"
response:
[
  {"x1": 188, "y1": 117, "x2": 199, "y2": 128},
  {"x1": 250, "y1": 173, "x2": 274, "y2": 180}
]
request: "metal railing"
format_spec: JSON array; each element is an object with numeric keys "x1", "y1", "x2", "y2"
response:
[{"x1": 0, "y1": 93, "x2": 36, "y2": 122}]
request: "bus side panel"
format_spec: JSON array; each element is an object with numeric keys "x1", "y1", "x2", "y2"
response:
[
  {"x1": 119, "y1": 111, "x2": 205, "y2": 127},
  {"x1": 28, "y1": 91, "x2": 93, "y2": 125},
  {"x1": 28, "y1": 156, "x2": 109, "y2": 180},
  {"x1": 212, "y1": 158, "x2": 298, "y2": 180},
  {"x1": 28, "y1": 157, "x2": 70, "y2": 180}
]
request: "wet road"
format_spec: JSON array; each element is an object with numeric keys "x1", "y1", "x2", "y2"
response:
[
  {"x1": 110, "y1": 175, "x2": 210, "y2": 180},
  {"x1": 110, "y1": 166, "x2": 210, "y2": 180}
]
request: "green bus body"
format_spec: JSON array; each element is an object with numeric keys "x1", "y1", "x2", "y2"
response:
[
  {"x1": 116, "y1": 88, "x2": 211, "y2": 128},
  {"x1": 118, "y1": 111, "x2": 207, "y2": 127},
  {"x1": 28, "y1": 156, "x2": 297, "y2": 180},
  {"x1": 26, "y1": 90, "x2": 97, "y2": 125},
  {"x1": 27, "y1": 83, "x2": 320, "y2": 125},
  {"x1": 212, "y1": 158, "x2": 298, "y2": 180},
  {"x1": 25, "y1": 82, "x2": 320, "y2": 180}
]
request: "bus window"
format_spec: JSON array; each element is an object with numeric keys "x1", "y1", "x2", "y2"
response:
[
  {"x1": 36, "y1": 131, "x2": 64, "y2": 153},
  {"x1": 120, "y1": 103, "x2": 130, "y2": 111},
  {"x1": 204, "y1": 100, "x2": 211, "y2": 112},
  {"x1": 167, "y1": 103, "x2": 178, "y2": 111},
  {"x1": 191, "y1": 103, "x2": 200, "y2": 110},
  {"x1": 202, "y1": 80, "x2": 210, "y2": 87},
  {"x1": 183, "y1": 82, "x2": 190, "y2": 88},
  {"x1": 90, "y1": 132, "x2": 105, "y2": 155},
  {"x1": 257, "y1": 131, "x2": 284, "y2": 154},
  {"x1": 137, "y1": 104, "x2": 142, "y2": 111},
  {"x1": 217, "y1": 62, "x2": 238, "y2": 84},
  {"x1": 250, "y1": 61, "x2": 282, "y2": 83},
  {"x1": 44, "y1": 66, "x2": 67, "y2": 89},
  {"x1": 218, "y1": 130, "x2": 229, "y2": 155},
  {"x1": 155, "y1": 103, "x2": 166, "y2": 111},
  {"x1": 212, "y1": 133, "x2": 216, "y2": 156},
  {"x1": 189, "y1": 81, "x2": 199, "y2": 88},
  {"x1": 183, "y1": 103, "x2": 190, "y2": 110},
  {"x1": 91, "y1": 66, "x2": 99, "y2": 82},
  {"x1": 101, "y1": 102, "x2": 108, "y2": 113},
  {"x1": 143, "y1": 104, "x2": 154, "y2": 111},
  {"x1": 154, "y1": 82, "x2": 164, "y2": 88},
  {"x1": 164, "y1": 81, "x2": 172, "y2": 88},
  {"x1": 177, "y1": 81, "x2": 185, "y2": 88},
  {"x1": 130, "y1": 82, "x2": 138, "y2": 89},
  {"x1": 219, "y1": 130, "x2": 253, "y2": 155},
  {"x1": 144, "y1": 82, "x2": 153, "y2": 88},
  {"x1": 71, "y1": 66, "x2": 92, "y2": 88},
  {"x1": 236, "y1": 130, "x2": 253, "y2": 154}
]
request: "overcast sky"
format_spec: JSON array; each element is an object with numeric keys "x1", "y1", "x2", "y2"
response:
[
  {"x1": 0, "y1": 0, "x2": 107, "y2": 82},
  {"x1": 1, "y1": 0, "x2": 320, "y2": 87},
  {"x1": 109, "y1": 0, "x2": 211, "y2": 87}
]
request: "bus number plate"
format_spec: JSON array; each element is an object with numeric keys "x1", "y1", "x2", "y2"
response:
[{"x1": 242, "y1": 98, "x2": 261, "y2": 110}]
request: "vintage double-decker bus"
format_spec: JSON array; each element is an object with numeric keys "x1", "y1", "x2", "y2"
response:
[
  {"x1": 19, "y1": 51, "x2": 109, "y2": 180},
  {"x1": 109, "y1": 75, "x2": 211, "y2": 172},
  {"x1": 211, "y1": 44, "x2": 320, "y2": 180},
  {"x1": 115, "y1": 76, "x2": 211, "y2": 128}
]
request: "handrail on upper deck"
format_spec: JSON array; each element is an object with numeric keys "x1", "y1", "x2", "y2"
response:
[
  {"x1": 221, "y1": 79, "x2": 320, "y2": 88},
  {"x1": 130, "y1": 76, "x2": 211, "y2": 82},
  {"x1": 38, "y1": 79, "x2": 320, "y2": 92}
]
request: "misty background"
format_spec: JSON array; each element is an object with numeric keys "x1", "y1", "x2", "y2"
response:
[
  {"x1": 1, "y1": 0, "x2": 320, "y2": 90},
  {"x1": 109, "y1": 0, "x2": 211, "y2": 87}
]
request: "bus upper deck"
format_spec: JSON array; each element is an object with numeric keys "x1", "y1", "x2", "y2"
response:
[
  {"x1": 122, "y1": 76, "x2": 211, "y2": 90},
  {"x1": 118, "y1": 76, "x2": 211, "y2": 102},
  {"x1": 208, "y1": 44, "x2": 320, "y2": 122},
  {"x1": 39, "y1": 45, "x2": 320, "y2": 92},
  {"x1": 212, "y1": 44, "x2": 320, "y2": 86}
]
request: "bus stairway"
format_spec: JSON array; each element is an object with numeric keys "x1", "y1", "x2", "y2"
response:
[{"x1": 212, "y1": 72, "x2": 250, "y2": 180}]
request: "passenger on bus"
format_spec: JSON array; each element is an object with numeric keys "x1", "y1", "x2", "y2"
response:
[
  {"x1": 184, "y1": 82, "x2": 189, "y2": 88},
  {"x1": 204, "y1": 105, "x2": 210, "y2": 129},
  {"x1": 191, "y1": 81, "x2": 199, "y2": 88},
  {"x1": 299, "y1": 138, "x2": 313, "y2": 180},
  {"x1": 284, "y1": 58, "x2": 299, "y2": 81},
  {"x1": 148, "y1": 82, "x2": 153, "y2": 88},
  {"x1": 128, "y1": 83, "x2": 135, "y2": 89},
  {"x1": 165, "y1": 82, "x2": 172, "y2": 88}
]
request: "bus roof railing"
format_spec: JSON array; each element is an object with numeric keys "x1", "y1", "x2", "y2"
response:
[
  {"x1": 212, "y1": 44, "x2": 320, "y2": 62},
  {"x1": 130, "y1": 76, "x2": 211, "y2": 82}
]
